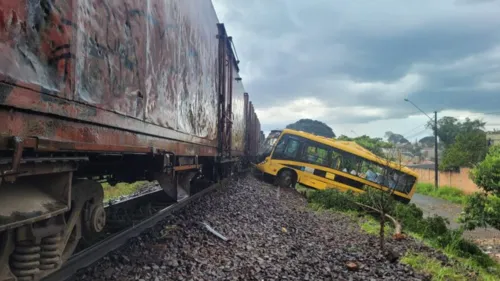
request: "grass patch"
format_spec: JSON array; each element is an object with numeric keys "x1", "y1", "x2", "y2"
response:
[
  {"x1": 296, "y1": 184, "x2": 317, "y2": 198},
  {"x1": 401, "y1": 251, "x2": 469, "y2": 281},
  {"x1": 359, "y1": 216, "x2": 394, "y2": 237},
  {"x1": 301, "y1": 186, "x2": 500, "y2": 281},
  {"x1": 102, "y1": 181, "x2": 149, "y2": 201},
  {"x1": 416, "y1": 183, "x2": 468, "y2": 205},
  {"x1": 402, "y1": 250, "x2": 500, "y2": 281}
]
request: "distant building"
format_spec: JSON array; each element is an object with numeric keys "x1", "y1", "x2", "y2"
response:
[
  {"x1": 382, "y1": 147, "x2": 419, "y2": 164},
  {"x1": 486, "y1": 131, "x2": 500, "y2": 146}
]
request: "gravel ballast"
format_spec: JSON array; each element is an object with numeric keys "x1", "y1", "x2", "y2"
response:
[{"x1": 76, "y1": 176, "x2": 429, "y2": 281}]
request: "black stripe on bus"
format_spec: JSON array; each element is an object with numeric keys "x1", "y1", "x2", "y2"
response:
[
  {"x1": 313, "y1": 169, "x2": 326, "y2": 177},
  {"x1": 281, "y1": 163, "x2": 411, "y2": 198},
  {"x1": 283, "y1": 164, "x2": 304, "y2": 171},
  {"x1": 282, "y1": 164, "x2": 367, "y2": 192},
  {"x1": 333, "y1": 174, "x2": 364, "y2": 190}
]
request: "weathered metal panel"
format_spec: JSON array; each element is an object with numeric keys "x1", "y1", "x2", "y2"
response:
[
  {"x1": 74, "y1": 0, "x2": 219, "y2": 139},
  {"x1": 248, "y1": 101, "x2": 256, "y2": 157},
  {"x1": 231, "y1": 71, "x2": 246, "y2": 153},
  {"x1": 0, "y1": 0, "x2": 74, "y2": 99},
  {"x1": 0, "y1": 109, "x2": 218, "y2": 156},
  {"x1": 216, "y1": 23, "x2": 235, "y2": 159},
  {"x1": 244, "y1": 92, "x2": 249, "y2": 156},
  {"x1": 74, "y1": 0, "x2": 145, "y2": 119},
  {"x1": 0, "y1": 0, "x2": 221, "y2": 154},
  {"x1": 142, "y1": 0, "x2": 219, "y2": 139},
  {"x1": 0, "y1": 82, "x2": 216, "y2": 147}
]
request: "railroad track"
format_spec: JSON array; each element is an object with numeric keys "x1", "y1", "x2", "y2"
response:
[{"x1": 42, "y1": 180, "x2": 222, "y2": 281}]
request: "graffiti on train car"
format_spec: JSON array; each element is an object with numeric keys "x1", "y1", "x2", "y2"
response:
[{"x1": 0, "y1": 0, "x2": 219, "y2": 140}]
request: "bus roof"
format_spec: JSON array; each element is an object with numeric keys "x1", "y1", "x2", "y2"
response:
[{"x1": 281, "y1": 128, "x2": 418, "y2": 177}]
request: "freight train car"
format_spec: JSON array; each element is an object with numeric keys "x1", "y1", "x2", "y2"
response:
[{"x1": 0, "y1": 1, "x2": 261, "y2": 280}]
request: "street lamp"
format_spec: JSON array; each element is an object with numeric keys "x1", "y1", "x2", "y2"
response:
[{"x1": 404, "y1": 98, "x2": 439, "y2": 189}]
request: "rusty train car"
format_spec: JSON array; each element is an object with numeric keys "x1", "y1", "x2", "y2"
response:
[{"x1": 0, "y1": 1, "x2": 262, "y2": 280}]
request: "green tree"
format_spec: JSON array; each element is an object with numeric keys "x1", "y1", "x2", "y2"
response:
[
  {"x1": 418, "y1": 136, "x2": 434, "y2": 147},
  {"x1": 424, "y1": 116, "x2": 487, "y2": 170},
  {"x1": 286, "y1": 119, "x2": 335, "y2": 138},
  {"x1": 469, "y1": 145, "x2": 500, "y2": 195},
  {"x1": 439, "y1": 130, "x2": 489, "y2": 170},
  {"x1": 427, "y1": 117, "x2": 486, "y2": 148},
  {"x1": 384, "y1": 131, "x2": 410, "y2": 144},
  {"x1": 459, "y1": 146, "x2": 500, "y2": 230},
  {"x1": 337, "y1": 135, "x2": 393, "y2": 158}
]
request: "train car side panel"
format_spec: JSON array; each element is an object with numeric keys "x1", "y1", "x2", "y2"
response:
[
  {"x1": 0, "y1": 0, "x2": 221, "y2": 153},
  {"x1": 74, "y1": 0, "x2": 220, "y2": 139},
  {"x1": 143, "y1": 0, "x2": 219, "y2": 140},
  {"x1": 74, "y1": 0, "x2": 146, "y2": 119},
  {"x1": 230, "y1": 70, "x2": 246, "y2": 155},
  {"x1": 0, "y1": 0, "x2": 74, "y2": 99}
]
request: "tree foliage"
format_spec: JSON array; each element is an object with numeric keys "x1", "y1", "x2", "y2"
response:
[
  {"x1": 459, "y1": 146, "x2": 500, "y2": 231},
  {"x1": 418, "y1": 136, "x2": 434, "y2": 147},
  {"x1": 427, "y1": 117, "x2": 486, "y2": 148},
  {"x1": 440, "y1": 130, "x2": 489, "y2": 171},
  {"x1": 469, "y1": 145, "x2": 500, "y2": 195},
  {"x1": 425, "y1": 116, "x2": 488, "y2": 170},
  {"x1": 336, "y1": 135, "x2": 393, "y2": 158},
  {"x1": 286, "y1": 119, "x2": 335, "y2": 138},
  {"x1": 384, "y1": 131, "x2": 410, "y2": 144}
]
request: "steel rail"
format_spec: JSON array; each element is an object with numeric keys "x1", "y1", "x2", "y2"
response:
[{"x1": 42, "y1": 183, "x2": 220, "y2": 281}]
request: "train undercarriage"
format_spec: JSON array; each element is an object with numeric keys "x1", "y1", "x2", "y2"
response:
[{"x1": 0, "y1": 138, "x2": 241, "y2": 281}]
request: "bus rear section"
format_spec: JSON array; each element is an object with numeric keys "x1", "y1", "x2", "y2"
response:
[{"x1": 256, "y1": 129, "x2": 418, "y2": 204}]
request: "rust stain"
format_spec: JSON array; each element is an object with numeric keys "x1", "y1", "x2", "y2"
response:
[
  {"x1": 0, "y1": 0, "x2": 261, "y2": 157},
  {"x1": 0, "y1": 110, "x2": 217, "y2": 156}
]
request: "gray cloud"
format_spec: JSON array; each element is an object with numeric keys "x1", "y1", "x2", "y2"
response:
[{"x1": 212, "y1": 0, "x2": 500, "y2": 133}]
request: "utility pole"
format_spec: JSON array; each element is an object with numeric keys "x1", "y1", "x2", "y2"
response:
[
  {"x1": 404, "y1": 98, "x2": 439, "y2": 189},
  {"x1": 434, "y1": 111, "x2": 439, "y2": 189}
]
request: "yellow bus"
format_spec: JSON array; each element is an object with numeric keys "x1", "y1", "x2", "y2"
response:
[{"x1": 256, "y1": 129, "x2": 419, "y2": 203}]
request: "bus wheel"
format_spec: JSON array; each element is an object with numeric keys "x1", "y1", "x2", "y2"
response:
[{"x1": 277, "y1": 169, "x2": 296, "y2": 188}]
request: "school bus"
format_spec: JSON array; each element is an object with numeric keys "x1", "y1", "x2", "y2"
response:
[{"x1": 255, "y1": 129, "x2": 419, "y2": 203}]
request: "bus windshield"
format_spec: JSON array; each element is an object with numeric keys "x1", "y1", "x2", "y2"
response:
[{"x1": 257, "y1": 130, "x2": 282, "y2": 162}]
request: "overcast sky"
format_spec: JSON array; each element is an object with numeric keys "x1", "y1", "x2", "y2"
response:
[{"x1": 212, "y1": 0, "x2": 500, "y2": 140}]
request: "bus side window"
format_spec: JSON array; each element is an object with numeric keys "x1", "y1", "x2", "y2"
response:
[
  {"x1": 283, "y1": 138, "x2": 301, "y2": 159},
  {"x1": 302, "y1": 142, "x2": 328, "y2": 166},
  {"x1": 330, "y1": 150, "x2": 341, "y2": 170}
]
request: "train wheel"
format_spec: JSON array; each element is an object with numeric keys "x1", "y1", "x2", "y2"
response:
[{"x1": 60, "y1": 180, "x2": 104, "y2": 262}]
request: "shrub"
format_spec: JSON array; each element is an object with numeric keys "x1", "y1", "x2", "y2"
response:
[
  {"x1": 422, "y1": 215, "x2": 449, "y2": 238},
  {"x1": 392, "y1": 202, "x2": 424, "y2": 232},
  {"x1": 307, "y1": 188, "x2": 360, "y2": 212},
  {"x1": 459, "y1": 193, "x2": 500, "y2": 230},
  {"x1": 307, "y1": 187, "x2": 496, "y2": 270}
]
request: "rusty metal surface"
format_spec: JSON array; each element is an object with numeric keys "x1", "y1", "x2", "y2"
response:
[
  {"x1": 0, "y1": 83, "x2": 216, "y2": 148},
  {"x1": 0, "y1": 172, "x2": 72, "y2": 232},
  {"x1": 0, "y1": 109, "x2": 218, "y2": 156},
  {"x1": 248, "y1": 102, "x2": 257, "y2": 157},
  {"x1": 0, "y1": 0, "x2": 222, "y2": 151},
  {"x1": 231, "y1": 71, "x2": 246, "y2": 153},
  {"x1": 247, "y1": 102, "x2": 261, "y2": 158},
  {"x1": 173, "y1": 164, "x2": 200, "y2": 172},
  {"x1": 216, "y1": 23, "x2": 234, "y2": 159}
]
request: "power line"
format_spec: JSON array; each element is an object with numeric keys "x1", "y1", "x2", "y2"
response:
[
  {"x1": 405, "y1": 128, "x2": 431, "y2": 140},
  {"x1": 401, "y1": 123, "x2": 428, "y2": 138}
]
